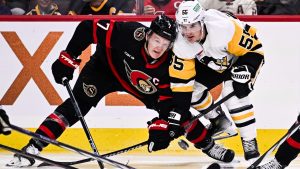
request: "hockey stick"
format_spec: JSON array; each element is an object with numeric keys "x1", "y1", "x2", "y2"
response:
[
  {"x1": 62, "y1": 78, "x2": 104, "y2": 169},
  {"x1": 184, "y1": 91, "x2": 235, "y2": 131},
  {"x1": 10, "y1": 124, "x2": 135, "y2": 169},
  {"x1": 38, "y1": 140, "x2": 148, "y2": 167},
  {"x1": 178, "y1": 91, "x2": 235, "y2": 150},
  {"x1": 247, "y1": 121, "x2": 300, "y2": 169},
  {"x1": 178, "y1": 132, "x2": 238, "y2": 151},
  {"x1": 0, "y1": 144, "x2": 77, "y2": 169},
  {"x1": 39, "y1": 88, "x2": 235, "y2": 167}
]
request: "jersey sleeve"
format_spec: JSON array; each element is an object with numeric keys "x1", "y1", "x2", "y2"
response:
[
  {"x1": 65, "y1": 20, "x2": 96, "y2": 57},
  {"x1": 169, "y1": 34, "x2": 202, "y2": 112},
  {"x1": 169, "y1": 53, "x2": 196, "y2": 112},
  {"x1": 65, "y1": 19, "x2": 124, "y2": 57},
  {"x1": 156, "y1": 73, "x2": 174, "y2": 120},
  {"x1": 227, "y1": 19, "x2": 264, "y2": 70}
]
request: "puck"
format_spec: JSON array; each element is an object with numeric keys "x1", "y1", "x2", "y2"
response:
[{"x1": 178, "y1": 139, "x2": 189, "y2": 150}]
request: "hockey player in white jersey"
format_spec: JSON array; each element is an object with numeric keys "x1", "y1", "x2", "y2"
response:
[
  {"x1": 170, "y1": 0, "x2": 264, "y2": 161},
  {"x1": 199, "y1": 0, "x2": 257, "y2": 15}
]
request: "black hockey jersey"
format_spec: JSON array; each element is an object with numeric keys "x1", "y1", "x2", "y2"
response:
[{"x1": 65, "y1": 20, "x2": 173, "y2": 118}]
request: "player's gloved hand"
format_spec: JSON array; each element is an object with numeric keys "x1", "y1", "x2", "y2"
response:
[
  {"x1": 52, "y1": 51, "x2": 81, "y2": 85},
  {"x1": 147, "y1": 117, "x2": 172, "y2": 152},
  {"x1": 0, "y1": 108, "x2": 11, "y2": 135},
  {"x1": 231, "y1": 65, "x2": 255, "y2": 99},
  {"x1": 167, "y1": 111, "x2": 184, "y2": 139}
]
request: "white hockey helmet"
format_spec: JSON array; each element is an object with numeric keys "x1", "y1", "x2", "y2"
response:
[{"x1": 175, "y1": 0, "x2": 204, "y2": 25}]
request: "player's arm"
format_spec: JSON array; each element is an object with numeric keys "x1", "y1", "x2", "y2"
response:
[
  {"x1": 228, "y1": 21, "x2": 264, "y2": 98},
  {"x1": 51, "y1": 19, "x2": 112, "y2": 84},
  {"x1": 228, "y1": 21, "x2": 264, "y2": 70},
  {"x1": 147, "y1": 75, "x2": 176, "y2": 153},
  {"x1": 148, "y1": 61, "x2": 192, "y2": 152},
  {"x1": 169, "y1": 53, "x2": 196, "y2": 112}
]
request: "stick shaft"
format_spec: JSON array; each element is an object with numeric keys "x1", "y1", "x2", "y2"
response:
[
  {"x1": 248, "y1": 121, "x2": 300, "y2": 169},
  {"x1": 38, "y1": 141, "x2": 148, "y2": 167},
  {"x1": 184, "y1": 91, "x2": 235, "y2": 131},
  {"x1": 11, "y1": 124, "x2": 135, "y2": 169},
  {"x1": 0, "y1": 144, "x2": 77, "y2": 169},
  {"x1": 63, "y1": 79, "x2": 104, "y2": 168}
]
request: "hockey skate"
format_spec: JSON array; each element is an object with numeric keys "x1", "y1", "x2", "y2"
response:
[
  {"x1": 257, "y1": 158, "x2": 285, "y2": 169},
  {"x1": 242, "y1": 137, "x2": 260, "y2": 161},
  {"x1": 6, "y1": 144, "x2": 40, "y2": 167},
  {"x1": 196, "y1": 139, "x2": 235, "y2": 163},
  {"x1": 208, "y1": 106, "x2": 238, "y2": 140}
]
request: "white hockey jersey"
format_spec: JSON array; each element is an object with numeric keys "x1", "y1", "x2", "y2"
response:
[
  {"x1": 198, "y1": 9, "x2": 263, "y2": 73},
  {"x1": 199, "y1": 0, "x2": 257, "y2": 15},
  {"x1": 169, "y1": 9, "x2": 263, "y2": 93}
]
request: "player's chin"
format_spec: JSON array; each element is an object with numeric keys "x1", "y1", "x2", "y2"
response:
[
  {"x1": 150, "y1": 52, "x2": 163, "y2": 60},
  {"x1": 187, "y1": 37, "x2": 196, "y2": 43}
]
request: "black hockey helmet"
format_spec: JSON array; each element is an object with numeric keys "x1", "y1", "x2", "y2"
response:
[{"x1": 150, "y1": 14, "x2": 177, "y2": 42}]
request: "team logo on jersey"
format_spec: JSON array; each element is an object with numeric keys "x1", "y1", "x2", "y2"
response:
[
  {"x1": 83, "y1": 82, "x2": 97, "y2": 97},
  {"x1": 200, "y1": 56, "x2": 231, "y2": 73},
  {"x1": 134, "y1": 27, "x2": 146, "y2": 41},
  {"x1": 124, "y1": 60, "x2": 157, "y2": 94}
]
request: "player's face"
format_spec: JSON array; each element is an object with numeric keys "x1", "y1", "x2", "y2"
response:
[
  {"x1": 147, "y1": 33, "x2": 171, "y2": 59},
  {"x1": 178, "y1": 22, "x2": 202, "y2": 43}
]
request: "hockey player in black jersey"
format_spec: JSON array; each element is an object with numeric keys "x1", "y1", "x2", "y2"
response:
[
  {"x1": 7, "y1": 14, "x2": 234, "y2": 167},
  {"x1": 6, "y1": 14, "x2": 176, "y2": 167}
]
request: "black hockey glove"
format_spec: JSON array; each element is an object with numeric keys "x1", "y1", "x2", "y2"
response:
[
  {"x1": 0, "y1": 108, "x2": 11, "y2": 135},
  {"x1": 231, "y1": 65, "x2": 255, "y2": 99},
  {"x1": 167, "y1": 111, "x2": 184, "y2": 139},
  {"x1": 51, "y1": 51, "x2": 81, "y2": 85},
  {"x1": 147, "y1": 117, "x2": 172, "y2": 152}
]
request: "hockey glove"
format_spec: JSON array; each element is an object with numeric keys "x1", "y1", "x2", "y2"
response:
[
  {"x1": 147, "y1": 117, "x2": 172, "y2": 152},
  {"x1": 231, "y1": 65, "x2": 254, "y2": 99},
  {"x1": 168, "y1": 111, "x2": 184, "y2": 139},
  {"x1": 0, "y1": 109, "x2": 11, "y2": 135},
  {"x1": 52, "y1": 51, "x2": 81, "y2": 85}
]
